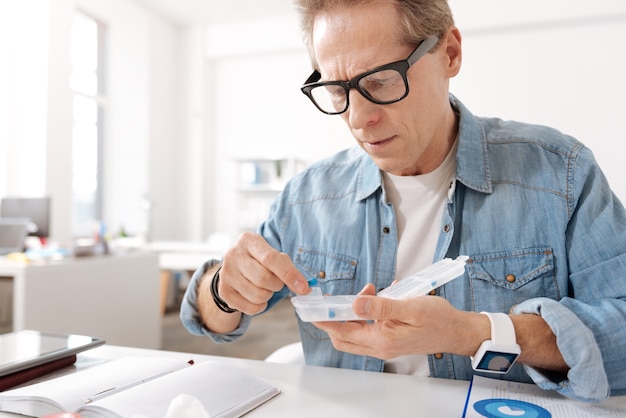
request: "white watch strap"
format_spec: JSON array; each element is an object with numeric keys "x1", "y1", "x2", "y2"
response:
[{"x1": 480, "y1": 312, "x2": 516, "y2": 346}]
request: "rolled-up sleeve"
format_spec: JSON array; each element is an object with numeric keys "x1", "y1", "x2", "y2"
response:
[
  {"x1": 513, "y1": 297, "x2": 609, "y2": 402},
  {"x1": 179, "y1": 259, "x2": 252, "y2": 343}
]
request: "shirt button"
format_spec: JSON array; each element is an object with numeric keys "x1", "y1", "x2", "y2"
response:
[
  {"x1": 318, "y1": 271, "x2": 326, "y2": 279},
  {"x1": 443, "y1": 224, "x2": 451, "y2": 233},
  {"x1": 382, "y1": 227, "x2": 390, "y2": 234},
  {"x1": 434, "y1": 353, "x2": 444, "y2": 360},
  {"x1": 506, "y1": 274, "x2": 516, "y2": 283}
]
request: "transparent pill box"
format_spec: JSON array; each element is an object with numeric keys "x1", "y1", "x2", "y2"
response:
[{"x1": 291, "y1": 256, "x2": 468, "y2": 322}]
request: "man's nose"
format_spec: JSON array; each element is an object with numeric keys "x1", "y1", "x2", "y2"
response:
[{"x1": 346, "y1": 90, "x2": 381, "y2": 129}]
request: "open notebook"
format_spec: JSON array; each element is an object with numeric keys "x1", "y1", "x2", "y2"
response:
[{"x1": 0, "y1": 357, "x2": 281, "y2": 418}]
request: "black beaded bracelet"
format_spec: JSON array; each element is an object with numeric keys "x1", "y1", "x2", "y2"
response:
[{"x1": 210, "y1": 267, "x2": 238, "y2": 314}]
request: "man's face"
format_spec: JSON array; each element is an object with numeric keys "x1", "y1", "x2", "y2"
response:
[{"x1": 312, "y1": 2, "x2": 460, "y2": 176}]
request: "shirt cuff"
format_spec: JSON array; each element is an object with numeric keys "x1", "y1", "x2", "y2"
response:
[
  {"x1": 512, "y1": 297, "x2": 609, "y2": 402},
  {"x1": 179, "y1": 259, "x2": 252, "y2": 343}
]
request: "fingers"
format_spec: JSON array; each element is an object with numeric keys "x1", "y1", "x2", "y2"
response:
[
  {"x1": 218, "y1": 232, "x2": 309, "y2": 315},
  {"x1": 313, "y1": 320, "x2": 400, "y2": 359},
  {"x1": 239, "y1": 232, "x2": 309, "y2": 294},
  {"x1": 316, "y1": 296, "x2": 464, "y2": 359}
]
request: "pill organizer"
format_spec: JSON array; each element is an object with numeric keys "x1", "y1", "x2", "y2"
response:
[{"x1": 291, "y1": 256, "x2": 468, "y2": 322}]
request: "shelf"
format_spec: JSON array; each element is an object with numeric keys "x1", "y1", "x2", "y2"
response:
[{"x1": 234, "y1": 157, "x2": 306, "y2": 233}]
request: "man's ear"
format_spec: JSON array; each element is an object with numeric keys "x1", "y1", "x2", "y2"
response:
[{"x1": 444, "y1": 26, "x2": 462, "y2": 77}]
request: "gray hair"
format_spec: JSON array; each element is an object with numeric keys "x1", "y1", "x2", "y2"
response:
[{"x1": 294, "y1": 0, "x2": 454, "y2": 66}]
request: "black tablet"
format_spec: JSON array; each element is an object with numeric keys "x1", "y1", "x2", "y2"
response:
[{"x1": 0, "y1": 330, "x2": 105, "y2": 377}]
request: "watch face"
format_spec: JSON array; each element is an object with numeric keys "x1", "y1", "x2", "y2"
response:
[{"x1": 476, "y1": 350, "x2": 518, "y2": 373}]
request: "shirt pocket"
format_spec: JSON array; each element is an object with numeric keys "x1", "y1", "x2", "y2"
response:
[
  {"x1": 293, "y1": 246, "x2": 358, "y2": 295},
  {"x1": 466, "y1": 247, "x2": 559, "y2": 312}
]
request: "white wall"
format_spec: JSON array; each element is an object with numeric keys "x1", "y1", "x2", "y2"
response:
[
  {"x1": 45, "y1": 0, "x2": 73, "y2": 244},
  {"x1": 76, "y1": 0, "x2": 185, "y2": 242},
  {"x1": 0, "y1": 1, "x2": 50, "y2": 199},
  {"x1": 70, "y1": 1, "x2": 211, "y2": 243},
  {"x1": 173, "y1": 26, "x2": 212, "y2": 242}
]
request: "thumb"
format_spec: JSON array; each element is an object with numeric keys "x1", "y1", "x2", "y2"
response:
[{"x1": 353, "y1": 294, "x2": 405, "y2": 320}]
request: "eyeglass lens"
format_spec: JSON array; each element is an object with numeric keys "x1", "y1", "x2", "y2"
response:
[{"x1": 309, "y1": 68, "x2": 407, "y2": 114}]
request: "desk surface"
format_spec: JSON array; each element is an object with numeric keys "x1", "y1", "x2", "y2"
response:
[
  {"x1": 157, "y1": 251, "x2": 219, "y2": 271},
  {"x1": 143, "y1": 240, "x2": 222, "y2": 271},
  {"x1": 0, "y1": 345, "x2": 470, "y2": 417}
]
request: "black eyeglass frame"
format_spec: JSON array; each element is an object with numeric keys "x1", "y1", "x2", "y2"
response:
[{"x1": 300, "y1": 36, "x2": 439, "y2": 115}]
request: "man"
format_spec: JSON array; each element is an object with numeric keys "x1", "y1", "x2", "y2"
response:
[{"x1": 181, "y1": 0, "x2": 626, "y2": 402}]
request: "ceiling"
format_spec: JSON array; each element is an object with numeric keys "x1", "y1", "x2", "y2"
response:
[{"x1": 131, "y1": 0, "x2": 297, "y2": 25}]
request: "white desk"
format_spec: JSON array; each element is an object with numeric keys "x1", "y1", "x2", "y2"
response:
[
  {"x1": 0, "y1": 253, "x2": 161, "y2": 349},
  {"x1": 147, "y1": 240, "x2": 222, "y2": 272},
  {"x1": 0, "y1": 345, "x2": 470, "y2": 417}
]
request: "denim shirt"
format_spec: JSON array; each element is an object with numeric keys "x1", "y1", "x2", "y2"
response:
[{"x1": 181, "y1": 95, "x2": 626, "y2": 402}]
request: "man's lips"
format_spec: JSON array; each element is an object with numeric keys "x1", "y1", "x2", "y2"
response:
[{"x1": 362, "y1": 136, "x2": 395, "y2": 148}]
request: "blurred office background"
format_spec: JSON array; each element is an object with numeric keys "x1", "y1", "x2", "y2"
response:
[{"x1": 0, "y1": 1, "x2": 625, "y2": 355}]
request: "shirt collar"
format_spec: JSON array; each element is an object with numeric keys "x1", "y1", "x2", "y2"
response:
[
  {"x1": 451, "y1": 94, "x2": 493, "y2": 194},
  {"x1": 355, "y1": 151, "x2": 383, "y2": 201},
  {"x1": 353, "y1": 94, "x2": 493, "y2": 201}
]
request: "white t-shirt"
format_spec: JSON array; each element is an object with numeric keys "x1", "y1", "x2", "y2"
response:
[{"x1": 381, "y1": 143, "x2": 457, "y2": 375}]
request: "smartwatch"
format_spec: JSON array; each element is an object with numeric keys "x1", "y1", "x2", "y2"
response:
[{"x1": 471, "y1": 312, "x2": 521, "y2": 374}]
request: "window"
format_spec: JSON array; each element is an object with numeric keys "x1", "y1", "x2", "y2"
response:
[{"x1": 70, "y1": 11, "x2": 106, "y2": 236}]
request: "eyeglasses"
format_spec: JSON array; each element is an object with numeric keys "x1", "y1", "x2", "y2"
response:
[{"x1": 300, "y1": 36, "x2": 439, "y2": 115}]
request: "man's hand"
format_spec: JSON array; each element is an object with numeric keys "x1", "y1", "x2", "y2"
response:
[
  {"x1": 216, "y1": 232, "x2": 310, "y2": 315},
  {"x1": 313, "y1": 284, "x2": 489, "y2": 359}
]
